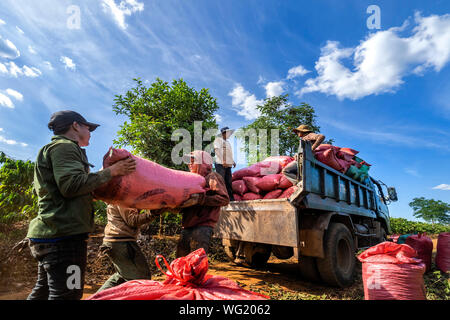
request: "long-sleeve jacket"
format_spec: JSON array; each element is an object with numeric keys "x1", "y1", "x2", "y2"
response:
[
  {"x1": 103, "y1": 204, "x2": 155, "y2": 242},
  {"x1": 181, "y1": 172, "x2": 230, "y2": 229},
  {"x1": 27, "y1": 135, "x2": 112, "y2": 239}
]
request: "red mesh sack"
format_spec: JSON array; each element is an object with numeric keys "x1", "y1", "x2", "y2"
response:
[
  {"x1": 314, "y1": 148, "x2": 344, "y2": 172},
  {"x1": 242, "y1": 192, "x2": 263, "y2": 201},
  {"x1": 314, "y1": 144, "x2": 340, "y2": 153},
  {"x1": 339, "y1": 147, "x2": 359, "y2": 156},
  {"x1": 263, "y1": 189, "x2": 283, "y2": 199},
  {"x1": 278, "y1": 186, "x2": 298, "y2": 199},
  {"x1": 358, "y1": 242, "x2": 426, "y2": 300},
  {"x1": 93, "y1": 148, "x2": 206, "y2": 209},
  {"x1": 257, "y1": 160, "x2": 282, "y2": 176},
  {"x1": 233, "y1": 194, "x2": 242, "y2": 201},
  {"x1": 263, "y1": 156, "x2": 295, "y2": 168},
  {"x1": 278, "y1": 175, "x2": 294, "y2": 189},
  {"x1": 435, "y1": 232, "x2": 450, "y2": 273},
  {"x1": 232, "y1": 164, "x2": 260, "y2": 181},
  {"x1": 87, "y1": 249, "x2": 268, "y2": 300},
  {"x1": 255, "y1": 174, "x2": 281, "y2": 192},
  {"x1": 243, "y1": 176, "x2": 262, "y2": 194},
  {"x1": 232, "y1": 180, "x2": 248, "y2": 195},
  {"x1": 405, "y1": 234, "x2": 433, "y2": 272}
]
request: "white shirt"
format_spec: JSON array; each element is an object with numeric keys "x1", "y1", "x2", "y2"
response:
[{"x1": 214, "y1": 136, "x2": 234, "y2": 167}]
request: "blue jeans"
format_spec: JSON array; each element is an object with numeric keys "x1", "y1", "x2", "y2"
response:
[{"x1": 27, "y1": 239, "x2": 87, "y2": 300}]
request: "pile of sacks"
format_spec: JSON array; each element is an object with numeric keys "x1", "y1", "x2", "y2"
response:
[
  {"x1": 231, "y1": 156, "x2": 298, "y2": 201},
  {"x1": 314, "y1": 144, "x2": 371, "y2": 183}
]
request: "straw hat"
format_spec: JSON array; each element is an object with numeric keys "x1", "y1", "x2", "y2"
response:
[{"x1": 292, "y1": 124, "x2": 313, "y2": 134}]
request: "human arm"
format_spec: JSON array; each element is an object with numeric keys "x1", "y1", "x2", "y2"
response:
[
  {"x1": 117, "y1": 207, "x2": 157, "y2": 228},
  {"x1": 311, "y1": 134, "x2": 325, "y2": 151},
  {"x1": 51, "y1": 143, "x2": 136, "y2": 198}
]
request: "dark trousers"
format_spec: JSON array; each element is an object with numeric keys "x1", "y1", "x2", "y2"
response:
[
  {"x1": 27, "y1": 239, "x2": 87, "y2": 300},
  {"x1": 215, "y1": 163, "x2": 234, "y2": 201},
  {"x1": 96, "y1": 241, "x2": 151, "y2": 293},
  {"x1": 176, "y1": 226, "x2": 214, "y2": 258}
]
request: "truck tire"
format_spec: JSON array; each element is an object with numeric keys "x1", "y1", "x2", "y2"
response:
[
  {"x1": 272, "y1": 245, "x2": 294, "y2": 259},
  {"x1": 244, "y1": 243, "x2": 271, "y2": 268},
  {"x1": 316, "y1": 222, "x2": 356, "y2": 287},
  {"x1": 298, "y1": 256, "x2": 322, "y2": 283},
  {"x1": 223, "y1": 246, "x2": 236, "y2": 262},
  {"x1": 378, "y1": 227, "x2": 387, "y2": 243}
]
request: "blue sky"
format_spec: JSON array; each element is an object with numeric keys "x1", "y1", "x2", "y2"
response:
[{"x1": 0, "y1": 0, "x2": 449, "y2": 221}]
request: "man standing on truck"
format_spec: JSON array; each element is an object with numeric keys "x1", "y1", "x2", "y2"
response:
[
  {"x1": 214, "y1": 127, "x2": 235, "y2": 201},
  {"x1": 26, "y1": 110, "x2": 136, "y2": 300},
  {"x1": 174, "y1": 150, "x2": 230, "y2": 257},
  {"x1": 282, "y1": 124, "x2": 325, "y2": 185}
]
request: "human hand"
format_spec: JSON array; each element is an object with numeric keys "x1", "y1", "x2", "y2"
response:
[
  {"x1": 180, "y1": 193, "x2": 203, "y2": 208},
  {"x1": 108, "y1": 157, "x2": 136, "y2": 177}
]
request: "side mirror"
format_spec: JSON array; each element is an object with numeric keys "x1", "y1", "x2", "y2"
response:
[{"x1": 387, "y1": 187, "x2": 398, "y2": 202}]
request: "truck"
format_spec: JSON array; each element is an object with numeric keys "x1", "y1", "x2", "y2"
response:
[{"x1": 213, "y1": 140, "x2": 398, "y2": 287}]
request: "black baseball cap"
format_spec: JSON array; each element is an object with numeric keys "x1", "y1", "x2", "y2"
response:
[{"x1": 48, "y1": 110, "x2": 100, "y2": 132}]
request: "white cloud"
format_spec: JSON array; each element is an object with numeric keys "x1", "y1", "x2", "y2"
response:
[
  {"x1": 0, "y1": 35, "x2": 20, "y2": 59},
  {"x1": 405, "y1": 168, "x2": 421, "y2": 177},
  {"x1": 5, "y1": 88, "x2": 23, "y2": 101},
  {"x1": 287, "y1": 65, "x2": 310, "y2": 79},
  {"x1": 28, "y1": 45, "x2": 37, "y2": 54},
  {"x1": 0, "y1": 134, "x2": 27, "y2": 147},
  {"x1": 16, "y1": 26, "x2": 24, "y2": 34},
  {"x1": 102, "y1": 0, "x2": 144, "y2": 30},
  {"x1": 300, "y1": 13, "x2": 450, "y2": 100},
  {"x1": 43, "y1": 61, "x2": 53, "y2": 70},
  {"x1": 0, "y1": 62, "x2": 42, "y2": 78},
  {"x1": 432, "y1": 184, "x2": 450, "y2": 191},
  {"x1": 229, "y1": 84, "x2": 263, "y2": 120},
  {"x1": 0, "y1": 18, "x2": 5, "y2": 25},
  {"x1": 0, "y1": 93, "x2": 14, "y2": 108},
  {"x1": 265, "y1": 81, "x2": 285, "y2": 98},
  {"x1": 214, "y1": 113, "x2": 222, "y2": 123},
  {"x1": 60, "y1": 56, "x2": 76, "y2": 70}
]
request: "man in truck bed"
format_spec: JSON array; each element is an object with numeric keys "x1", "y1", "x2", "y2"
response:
[{"x1": 282, "y1": 124, "x2": 325, "y2": 185}]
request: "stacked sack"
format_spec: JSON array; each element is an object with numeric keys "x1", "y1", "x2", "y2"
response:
[
  {"x1": 314, "y1": 144, "x2": 371, "y2": 183},
  {"x1": 358, "y1": 242, "x2": 427, "y2": 300},
  {"x1": 231, "y1": 156, "x2": 298, "y2": 201}
]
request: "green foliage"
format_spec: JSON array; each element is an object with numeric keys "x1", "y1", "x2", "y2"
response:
[
  {"x1": 425, "y1": 270, "x2": 450, "y2": 300},
  {"x1": 409, "y1": 197, "x2": 450, "y2": 225},
  {"x1": 112, "y1": 78, "x2": 219, "y2": 170},
  {"x1": 238, "y1": 95, "x2": 331, "y2": 164},
  {"x1": 93, "y1": 200, "x2": 108, "y2": 226},
  {"x1": 0, "y1": 152, "x2": 37, "y2": 223},
  {"x1": 390, "y1": 217, "x2": 450, "y2": 234}
]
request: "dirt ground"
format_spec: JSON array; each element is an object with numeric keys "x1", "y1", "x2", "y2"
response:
[{"x1": 0, "y1": 222, "x2": 447, "y2": 300}]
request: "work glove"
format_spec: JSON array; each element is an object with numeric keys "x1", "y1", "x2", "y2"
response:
[{"x1": 180, "y1": 193, "x2": 204, "y2": 208}]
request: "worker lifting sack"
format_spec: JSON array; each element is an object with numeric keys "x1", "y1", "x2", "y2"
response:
[{"x1": 93, "y1": 147, "x2": 206, "y2": 210}]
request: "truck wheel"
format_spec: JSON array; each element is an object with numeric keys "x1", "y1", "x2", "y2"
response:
[
  {"x1": 316, "y1": 223, "x2": 356, "y2": 287},
  {"x1": 298, "y1": 256, "x2": 322, "y2": 283},
  {"x1": 223, "y1": 246, "x2": 236, "y2": 262},
  {"x1": 244, "y1": 243, "x2": 271, "y2": 268},
  {"x1": 272, "y1": 245, "x2": 294, "y2": 259},
  {"x1": 378, "y1": 227, "x2": 387, "y2": 243}
]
